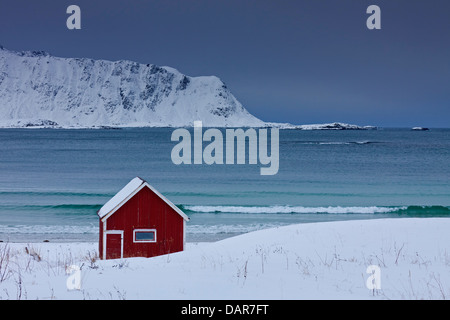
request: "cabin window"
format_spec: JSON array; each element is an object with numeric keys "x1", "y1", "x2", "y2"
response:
[{"x1": 133, "y1": 229, "x2": 157, "y2": 243}]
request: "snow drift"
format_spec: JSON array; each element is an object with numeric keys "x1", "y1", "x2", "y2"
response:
[{"x1": 0, "y1": 218, "x2": 449, "y2": 299}]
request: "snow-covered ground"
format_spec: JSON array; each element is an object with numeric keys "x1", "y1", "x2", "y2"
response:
[{"x1": 0, "y1": 218, "x2": 449, "y2": 300}]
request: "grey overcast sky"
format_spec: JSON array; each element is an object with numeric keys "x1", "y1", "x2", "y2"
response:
[{"x1": 0, "y1": 0, "x2": 449, "y2": 127}]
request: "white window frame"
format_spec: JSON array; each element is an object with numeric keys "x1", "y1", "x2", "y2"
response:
[{"x1": 133, "y1": 229, "x2": 157, "y2": 243}]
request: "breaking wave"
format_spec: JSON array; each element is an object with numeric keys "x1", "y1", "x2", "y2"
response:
[
  {"x1": 0, "y1": 191, "x2": 112, "y2": 197},
  {"x1": 180, "y1": 205, "x2": 450, "y2": 216},
  {"x1": 0, "y1": 224, "x2": 98, "y2": 234},
  {"x1": 0, "y1": 204, "x2": 102, "y2": 214},
  {"x1": 289, "y1": 140, "x2": 381, "y2": 146}
]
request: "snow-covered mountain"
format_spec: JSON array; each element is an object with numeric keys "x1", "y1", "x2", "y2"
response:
[
  {"x1": 0, "y1": 47, "x2": 265, "y2": 128},
  {"x1": 0, "y1": 47, "x2": 376, "y2": 130}
]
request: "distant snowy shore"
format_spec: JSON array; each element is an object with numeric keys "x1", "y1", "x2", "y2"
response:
[
  {"x1": 0, "y1": 120, "x2": 376, "y2": 130},
  {"x1": 0, "y1": 218, "x2": 448, "y2": 300},
  {"x1": 267, "y1": 122, "x2": 377, "y2": 130}
]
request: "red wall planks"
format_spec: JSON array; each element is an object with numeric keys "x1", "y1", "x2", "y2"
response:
[{"x1": 99, "y1": 186, "x2": 185, "y2": 259}]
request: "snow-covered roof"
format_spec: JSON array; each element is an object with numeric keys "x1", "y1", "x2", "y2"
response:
[{"x1": 97, "y1": 177, "x2": 189, "y2": 221}]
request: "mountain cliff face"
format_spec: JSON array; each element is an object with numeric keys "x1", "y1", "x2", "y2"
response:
[{"x1": 0, "y1": 47, "x2": 265, "y2": 128}]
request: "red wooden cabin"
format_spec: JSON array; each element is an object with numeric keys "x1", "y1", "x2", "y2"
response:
[{"x1": 98, "y1": 177, "x2": 189, "y2": 260}]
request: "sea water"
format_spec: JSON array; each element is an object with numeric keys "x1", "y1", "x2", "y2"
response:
[{"x1": 0, "y1": 128, "x2": 449, "y2": 242}]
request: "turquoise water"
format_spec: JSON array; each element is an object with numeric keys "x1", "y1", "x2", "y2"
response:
[{"x1": 0, "y1": 128, "x2": 449, "y2": 242}]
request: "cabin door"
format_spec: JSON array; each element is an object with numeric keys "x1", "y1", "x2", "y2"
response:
[{"x1": 105, "y1": 231, "x2": 124, "y2": 259}]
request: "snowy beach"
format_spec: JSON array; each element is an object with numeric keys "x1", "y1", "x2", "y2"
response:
[{"x1": 0, "y1": 218, "x2": 449, "y2": 300}]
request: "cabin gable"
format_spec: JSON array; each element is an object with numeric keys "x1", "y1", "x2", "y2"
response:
[{"x1": 98, "y1": 178, "x2": 187, "y2": 260}]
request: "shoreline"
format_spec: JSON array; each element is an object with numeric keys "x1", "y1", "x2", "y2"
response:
[
  {"x1": 0, "y1": 232, "x2": 240, "y2": 244},
  {"x1": 2, "y1": 210, "x2": 450, "y2": 244}
]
